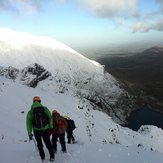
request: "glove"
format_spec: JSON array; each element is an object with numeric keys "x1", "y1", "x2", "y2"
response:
[{"x1": 29, "y1": 134, "x2": 33, "y2": 140}]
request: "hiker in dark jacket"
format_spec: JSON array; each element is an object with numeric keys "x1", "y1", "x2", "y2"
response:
[
  {"x1": 26, "y1": 96, "x2": 55, "y2": 162},
  {"x1": 64, "y1": 116, "x2": 76, "y2": 144},
  {"x1": 51, "y1": 110, "x2": 67, "y2": 153}
]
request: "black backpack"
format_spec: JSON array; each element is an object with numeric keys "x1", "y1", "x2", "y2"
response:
[
  {"x1": 32, "y1": 107, "x2": 49, "y2": 128},
  {"x1": 67, "y1": 119, "x2": 76, "y2": 131}
]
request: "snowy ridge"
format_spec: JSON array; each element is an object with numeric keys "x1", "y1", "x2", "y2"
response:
[
  {"x1": 0, "y1": 28, "x2": 81, "y2": 55},
  {"x1": 0, "y1": 77, "x2": 163, "y2": 163},
  {"x1": 0, "y1": 28, "x2": 101, "y2": 71}
]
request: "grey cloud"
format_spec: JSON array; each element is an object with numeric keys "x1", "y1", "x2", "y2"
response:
[
  {"x1": 132, "y1": 19, "x2": 163, "y2": 32},
  {"x1": 0, "y1": 0, "x2": 68, "y2": 14},
  {"x1": 156, "y1": 0, "x2": 163, "y2": 3},
  {"x1": 0, "y1": 0, "x2": 141, "y2": 19},
  {"x1": 154, "y1": 20, "x2": 163, "y2": 31},
  {"x1": 132, "y1": 22, "x2": 151, "y2": 33},
  {"x1": 78, "y1": 0, "x2": 139, "y2": 18},
  {"x1": 0, "y1": 0, "x2": 18, "y2": 12},
  {"x1": 0, "y1": 0, "x2": 52, "y2": 13},
  {"x1": 156, "y1": 0, "x2": 163, "y2": 12},
  {"x1": 131, "y1": 1, "x2": 163, "y2": 33}
]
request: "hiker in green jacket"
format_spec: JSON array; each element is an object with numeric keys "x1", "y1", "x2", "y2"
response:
[{"x1": 26, "y1": 96, "x2": 55, "y2": 162}]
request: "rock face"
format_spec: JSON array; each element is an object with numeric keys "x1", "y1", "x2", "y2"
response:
[
  {"x1": 20, "y1": 63, "x2": 51, "y2": 87},
  {"x1": 0, "y1": 66, "x2": 19, "y2": 80},
  {"x1": 0, "y1": 28, "x2": 137, "y2": 124},
  {"x1": 0, "y1": 63, "x2": 51, "y2": 87}
]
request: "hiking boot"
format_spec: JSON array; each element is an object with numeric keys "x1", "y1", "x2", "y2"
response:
[
  {"x1": 62, "y1": 149, "x2": 67, "y2": 153},
  {"x1": 72, "y1": 140, "x2": 76, "y2": 144},
  {"x1": 67, "y1": 141, "x2": 71, "y2": 144},
  {"x1": 49, "y1": 158, "x2": 55, "y2": 162}
]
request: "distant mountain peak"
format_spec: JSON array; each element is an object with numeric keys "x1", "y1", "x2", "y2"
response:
[{"x1": 142, "y1": 46, "x2": 163, "y2": 54}]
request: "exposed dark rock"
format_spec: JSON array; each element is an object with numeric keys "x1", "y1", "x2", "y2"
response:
[
  {"x1": 20, "y1": 63, "x2": 51, "y2": 87},
  {"x1": 0, "y1": 66, "x2": 19, "y2": 79}
]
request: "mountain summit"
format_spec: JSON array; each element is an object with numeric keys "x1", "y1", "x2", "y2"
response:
[
  {"x1": 142, "y1": 46, "x2": 163, "y2": 55},
  {"x1": 0, "y1": 28, "x2": 136, "y2": 123}
]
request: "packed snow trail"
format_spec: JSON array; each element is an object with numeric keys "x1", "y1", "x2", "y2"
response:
[{"x1": 1, "y1": 137, "x2": 163, "y2": 163}]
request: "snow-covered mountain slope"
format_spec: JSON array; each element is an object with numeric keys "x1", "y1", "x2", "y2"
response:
[
  {"x1": 0, "y1": 77, "x2": 163, "y2": 163},
  {"x1": 0, "y1": 28, "x2": 136, "y2": 123},
  {"x1": 0, "y1": 28, "x2": 99, "y2": 72}
]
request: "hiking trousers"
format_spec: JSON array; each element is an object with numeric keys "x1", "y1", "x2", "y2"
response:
[
  {"x1": 33, "y1": 129, "x2": 54, "y2": 160},
  {"x1": 52, "y1": 133, "x2": 66, "y2": 152},
  {"x1": 67, "y1": 130, "x2": 75, "y2": 143}
]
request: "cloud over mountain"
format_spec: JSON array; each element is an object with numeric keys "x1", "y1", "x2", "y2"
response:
[{"x1": 132, "y1": 19, "x2": 163, "y2": 33}]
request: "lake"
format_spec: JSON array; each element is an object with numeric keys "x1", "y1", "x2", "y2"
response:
[{"x1": 126, "y1": 107, "x2": 163, "y2": 131}]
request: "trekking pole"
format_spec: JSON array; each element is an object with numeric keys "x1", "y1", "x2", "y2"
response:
[
  {"x1": 30, "y1": 138, "x2": 43, "y2": 163},
  {"x1": 32, "y1": 137, "x2": 39, "y2": 152}
]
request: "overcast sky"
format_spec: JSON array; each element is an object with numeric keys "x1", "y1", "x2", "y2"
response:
[{"x1": 0, "y1": 0, "x2": 163, "y2": 54}]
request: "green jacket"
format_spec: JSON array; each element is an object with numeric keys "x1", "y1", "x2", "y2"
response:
[{"x1": 26, "y1": 101, "x2": 53, "y2": 136}]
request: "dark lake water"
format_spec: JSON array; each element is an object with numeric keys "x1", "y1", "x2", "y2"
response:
[{"x1": 126, "y1": 107, "x2": 163, "y2": 131}]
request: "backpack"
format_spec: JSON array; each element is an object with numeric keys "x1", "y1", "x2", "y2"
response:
[
  {"x1": 67, "y1": 119, "x2": 76, "y2": 131},
  {"x1": 52, "y1": 115, "x2": 67, "y2": 135},
  {"x1": 32, "y1": 107, "x2": 49, "y2": 128}
]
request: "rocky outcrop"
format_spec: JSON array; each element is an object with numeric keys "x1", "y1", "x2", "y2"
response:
[
  {"x1": 0, "y1": 66, "x2": 19, "y2": 80},
  {"x1": 20, "y1": 63, "x2": 51, "y2": 87},
  {"x1": 0, "y1": 63, "x2": 51, "y2": 87}
]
